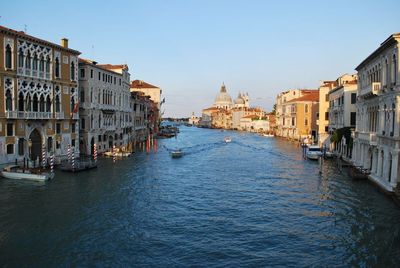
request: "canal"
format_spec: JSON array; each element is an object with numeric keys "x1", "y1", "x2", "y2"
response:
[{"x1": 1, "y1": 126, "x2": 400, "y2": 267}]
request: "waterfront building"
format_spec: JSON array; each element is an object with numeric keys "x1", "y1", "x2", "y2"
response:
[
  {"x1": 317, "y1": 80, "x2": 337, "y2": 146},
  {"x1": 188, "y1": 112, "x2": 200, "y2": 126},
  {"x1": 275, "y1": 89, "x2": 318, "y2": 140},
  {"x1": 211, "y1": 108, "x2": 232, "y2": 129},
  {"x1": 0, "y1": 26, "x2": 80, "y2": 165},
  {"x1": 352, "y1": 33, "x2": 400, "y2": 192},
  {"x1": 78, "y1": 59, "x2": 132, "y2": 155},
  {"x1": 130, "y1": 80, "x2": 162, "y2": 109},
  {"x1": 130, "y1": 91, "x2": 154, "y2": 143},
  {"x1": 239, "y1": 114, "x2": 269, "y2": 132},
  {"x1": 328, "y1": 74, "x2": 358, "y2": 157}
]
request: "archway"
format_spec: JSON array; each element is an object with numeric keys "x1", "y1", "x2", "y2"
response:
[{"x1": 29, "y1": 129, "x2": 42, "y2": 162}]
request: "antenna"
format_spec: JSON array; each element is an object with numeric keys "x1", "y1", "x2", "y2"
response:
[
  {"x1": 91, "y1": 45, "x2": 95, "y2": 59},
  {"x1": 24, "y1": 24, "x2": 27, "y2": 33}
]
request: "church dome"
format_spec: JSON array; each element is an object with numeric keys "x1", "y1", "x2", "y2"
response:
[
  {"x1": 214, "y1": 83, "x2": 233, "y2": 108},
  {"x1": 235, "y1": 94, "x2": 245, "y2": 104}
]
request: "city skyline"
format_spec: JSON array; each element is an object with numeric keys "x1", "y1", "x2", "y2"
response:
[{"x1": 2, "y1": 0, "x2": 400, "y2": 117}]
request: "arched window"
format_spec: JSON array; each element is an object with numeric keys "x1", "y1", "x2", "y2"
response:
[
  {"x1": 70, "y1": 61, "x2": 75, "y2": 80},
  {"x1": 55, "y1": 95, "x2": 60, "y2": 113},
  {"x1": 46, "y1": 58, "x2": 50, "y2": 73},
  {"x1": 39, "y1": 95, "x2": 45, "y2": 112},
  {"x1": 5, "y1": 44, "x2": 12, "y2": 69},
  {"x1": 5, "y1": 89, "x2": 12, "y2": 111},
  {"x1": 46, "y1": 95, "x2": 51, "y2": 112},
  {"x1": 18, "y1": 48, "x2": 24, "y2": 68},
  {"x1": 18, "y1": 92, "x2": 24, "y2": 111},
  {"x1": 304, "y1": 104, "x2": 308, "y2": 113},
  {"x1": 32, "y1": 94, "x2": 38, "y2": 112},
  {"x1": 32, "y1": 53, "x2": 38, "y2": 70},
  {"x1": 55, "y1": 57, "x2": 60, "y2": 78},
  {"x1": 18, "y1": 138, "x2": 24, "y2": 156},
  {"x1": 26, "y1": 95, "x2": 32, "y2": 111},
  {"x1": 392, "y1": 103, "x2": 396, "y2": 136},
  {"x1": 26, "y1": 51, "x2": 31, "y2": 70},
  {"x1": 39, "y1": 56, "x2": 45, "y2": 72}
]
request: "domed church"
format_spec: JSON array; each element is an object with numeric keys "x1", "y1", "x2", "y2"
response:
[{"x1": 213, "y1": 83, "x2": 233, "y2": 109}]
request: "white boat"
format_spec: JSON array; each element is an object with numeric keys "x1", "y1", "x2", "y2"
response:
[
  {"x1": 306, "y1": 145, "x2": 323, "y2": 160},
  {"x1": 262, "y1": 133, "x2": 274, "y2": 137},
  {"x1": 104, "y1": 151, "x2": 132, "y2": 157},
  {"x1": 171, "y1": 150, "x2": 183, "y2": 158},
  {"x1": 224, "y1": 137, "x2": 232, "y2": 143},
  {"x1": 1, "y1": 165, "x2": 54, "y2": 182},
  {"x1": 324, "y1": 151, "x2": 334, "y2": 158}
]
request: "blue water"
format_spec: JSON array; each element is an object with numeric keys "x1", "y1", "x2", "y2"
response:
[{"x1": 1, "y1": 126, "x2": 400, "y2": 267}]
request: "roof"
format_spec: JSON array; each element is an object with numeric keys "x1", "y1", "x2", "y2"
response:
[
  {"x1": 97, "y1": 64, "x2": 128, "y2": 71},
  {"x1": 79, "y1": 58, "x2": 127, "y2": 75},
  {"x1": 0, "y1": 25, "x2": 80, "y2": 55},
  {"x1": 131, "y1": 80, "x2": 160, "y2": 89},
  {"x1": 356, "y1": 33, "x2": 400, "y2": 70},
  {"x1": 287, "y1": 92, "x2": 319, "y2": 103}
]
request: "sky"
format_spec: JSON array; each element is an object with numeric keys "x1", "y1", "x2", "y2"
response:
[{"x1": 2, "y1": 0, "x2": 400, "y2": 117}]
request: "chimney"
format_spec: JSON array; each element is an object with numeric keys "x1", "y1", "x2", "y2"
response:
[{"x1": 61, "y1": 38, "x2": 69, "y2": 48}]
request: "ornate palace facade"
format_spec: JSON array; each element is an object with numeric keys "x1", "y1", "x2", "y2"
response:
[{"x1": 0, "y1": 26, "x2": 80, "y2": 164}]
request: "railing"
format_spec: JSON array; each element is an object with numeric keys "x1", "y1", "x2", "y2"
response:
[
  {"x1": 356, "y1": 132, "x2": 377, "y2": 145},
  {"x1": 18, "y1": 68, "x2": 51, "y2": 80},
  {"x1": 55, "y1": 112, "x2": 64, "y2": 119},
  {"x1": 359, "y1": 82, "x2": 381, "y2": 98},
  {"x1": 5, "y1": 111, "x2": 65, "y2": 120},
  {"x1": 71, "y1": 113, "x2": 79, "y2": 120}
]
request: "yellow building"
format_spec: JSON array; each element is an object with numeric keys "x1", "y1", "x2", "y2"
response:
[
  {"x1": 285, "y1": 91, "x2": 319, "y2": 141},
  {"x1": 0, "y1": 25, "x2": 80, "y2": 164}
]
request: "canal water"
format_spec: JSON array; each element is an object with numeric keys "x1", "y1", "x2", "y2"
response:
[{"x1": 1, "y1": 126, "x2": 400, "y2": 267}]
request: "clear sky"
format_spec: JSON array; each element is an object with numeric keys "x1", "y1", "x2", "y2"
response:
[{"x1": 2, "y1": 0, "x2": 400, "y2": 117}]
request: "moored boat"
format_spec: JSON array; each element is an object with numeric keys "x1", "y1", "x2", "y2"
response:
[
  {"x1": 104, "y1": 151, "x2": 132, "y2": 157},
  {"x1": 1, "y1": 165, "x2": 54, "y2": 182},
  {"x1": 224, "y1": 137, "x2": 232, "y2": 143},
  {"x1": 306, "y1": 145, "x2": 323, "y2": 160}
]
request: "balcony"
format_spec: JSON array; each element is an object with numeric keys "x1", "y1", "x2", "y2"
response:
[
  {"x1": 359, "y1": 82, "x2": 381, "y2": 98},
  {"x1": 356, "y1": 132, "x2": 377, "y2": 146},
  {"x1": 55, "y1": 112, "x2": 64, "y2": 119},
  {"x1": 5, "y1": 111, "x2": 53, "y2": 119},
  {"x1": 18, "y1": 67, "x2": 51, "y2": 81}
]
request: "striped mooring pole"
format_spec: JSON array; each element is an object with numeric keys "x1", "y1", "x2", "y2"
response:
[
  {"x1": 93, "y1": 143, "x2": 97, "y2": 163},
  {"x1": 42, "y1": 142, "x2": 46, "y2": 169},
  {"x1": 71, "y1": 147, "x2": 75, "y2": 171},
  {"x1": 50, "y1": 154, "x2": 54, "y2": 174},
  {"x1": 113, "y1": 145, "x2": 116, "y2": 163}
]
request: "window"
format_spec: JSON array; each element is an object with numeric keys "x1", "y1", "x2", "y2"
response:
[
  {"x1": 393, "y1": 54, "x2": 397, "y2": 85},
  {"x1": 5, "y1": 89, "x2": 12, "y2": 111},
  {"x1": 56, "y1": 123, "x2": 61, "y2": 134},
  {"x1": 305, "y1": 118, "x2": 308, "y2": 126},
  {"x1": 63, "y1": 55, "x2": 69, "y2": 64},
  {"x1": 18, "y1": 92, "x2": 24, "y2": 111},
  {"x1": 18, "y1": 48, "x2": 24, "y2": 68},
  {"x1": 71, "y1": 61, "x2": 75, "y2": 80},
  {"x1": 325, "y1": 112, "x2": 329, "y2": 120},
  {"x1": 90, "y1": 69, "x2": 93, "y2": 78},
  {"x1": 325, "y1": 94, "x2": 329, "y2": 102},
  {"x1": 98, "y1": 135, "x2": 102, "y2": 142},
  {"x1": 18, "y1": 138, "x2": 24, "y2": 156},
  {"x1": 304, "y1": 104, "x2": 308, "y2": 113},
  {"x1": 7, "y1": 123, "x2": 13, "y2": 136},
  {"x1": 55, "y1": 57, "x2": 60, "y2": 78},
  {"x1": 81, "y1": 118, "x2": 85, "y2": 130},
  {"x1": 341, "y1": 96, "x2": 344, "y2": 105},
  {"x1": 72, "y1": 139, "x2": 75, "y2": 147},
  {"x1": 350, "y1": 112, "x2": 356, "y2": 126},
  {"x1": 55, "y1": 95, "x2": 60, "y2": 113},
  {"x1": 6, "y1": 144, "x2": 14, "y2": 155},
  {"x1": 325, "y1": 126, "x2": 329, "y2": 132},
  {"x1": 72, "y1": 123, "x2": 76, "y2": 133},
  {"x1": 98, "y1": 72, "x2": 101, "y2": 80},
  {"x1": 33, "y1": 53, "x2": 38, "y2": 70},
  {"x1": 26, "y1": 51, "x2": 31, "y2": 69},
  {"x1": 351, "y1": 93, "x2": 357, "y2": 104},
  {"x1": 5, "y1": 44, "x2": 12, "y2": 69},
  {"x1": 80, "y1": 88, "x2": 85, "y2": 103},
  {"x1": 80, "y1": 68, "x2": 85, "y2": 78}
]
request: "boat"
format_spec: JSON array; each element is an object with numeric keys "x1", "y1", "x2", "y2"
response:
[
  {"x1": 306, "y1": 145, "x2": 323, "y2": 160},
  {"x1": 1, "y1": 165, "x2": 54, "y2": 182},
  {"x1": 224, "y1": 137, "x2": 232, "y2": 143},
  {"x1": 60, "y1": 160, "x2": 98, "y2": 172},
  {"x1": 262, "y1": 133, "x2": 274, "y2": 137},
  {"x1": 171, "y1": 149, "x2": 183, "y2": 158},
  {"x1": 324, "y1": 151, "x2": 335, "y2": 158},
  {"x1": 348, "y1": 166, "x2": 370, "y2": 180},
  {"x1": 104, "y1": 151, "x2": 132, "y2": 157}
]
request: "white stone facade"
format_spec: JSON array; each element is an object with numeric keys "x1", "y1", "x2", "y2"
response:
[{"x1": 352, "y1": 33, "x2": 400, "y2": 192}]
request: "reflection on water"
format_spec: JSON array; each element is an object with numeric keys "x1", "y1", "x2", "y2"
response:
[{"x1": 1, "y1": 126, "x2": 400, "y2": 267}]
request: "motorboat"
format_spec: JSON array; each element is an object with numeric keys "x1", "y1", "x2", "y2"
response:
[
  {"x1": 104, "y1": 151, "x2": 132, "y2": 157},
  {"x1": 306, "y1": 145, "x2": 323, "y2": 160},
  {"x1": 262, "y1": 133, "x2": 274, "y2": 137},
  {"x1": 171, "y1": 149, "x2": 183, "y2": 158},
  {"x1": 224, "y1": 137, "x2": 232, "y2": 143},
  {"x1": 1, "y1": 165, "x2": 54, "y2": 182},
  {"x1": 324, "y1": 151, "x2": 335, "y2": 158}
]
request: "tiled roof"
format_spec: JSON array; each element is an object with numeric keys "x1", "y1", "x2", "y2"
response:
[
  {"x1": 0, "y1": 25, "x2": 80, "y2": 54},
  {"x1": 131, "y1": 80, "x2": 159, "y2": 89},
  {"x1": 79, "y1": 58, "x2": 125, "y2": 75},
  {"x1": 287, "y1": 92, "x2": 319, "y2": 103},
  {"x1": 97, "y1": 64, "x2": 128, "y2": 70}
]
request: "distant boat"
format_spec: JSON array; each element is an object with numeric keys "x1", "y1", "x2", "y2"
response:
[
  {"x1": 306, "y1": 145, "x2": 323, "y2": 160},
  {"x1": 224, "y1": 137, "x2": 232, "y2": 143},
  {"x1": 1, "y1": 165, "x2": 54, "y2": 181},
  {"x1": 171, "y1": 149, "x2": 183, "y2": 158},
  {"x1": 104, "y1": 151, "x2": 132, "y2": 157},
  {"x1": 262, "y1": 133, "x2": 274, "y2": 137}
]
